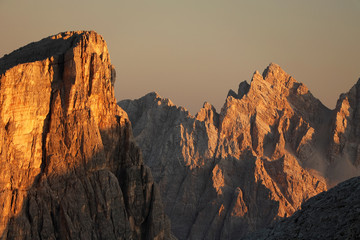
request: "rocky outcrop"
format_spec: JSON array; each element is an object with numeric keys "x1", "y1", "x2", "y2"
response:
[
  {"x1": 119, "y1": 63, "x2": 333, "y2": 239},
  {"x1": 328, "y1": 79, "x2": 360, "y2": 184},
  {"x1": 0, "y1": 31, "x2": 173, "y2": 239},
  {"x1": 245, "y1": 176, "x2": 360, "y2": 239}
]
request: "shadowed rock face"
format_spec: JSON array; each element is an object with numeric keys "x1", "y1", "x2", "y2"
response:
[
  {"x1": 119, "y1": 63, "x2": 339, "y2": 239},
  {"x1": 0, "y1": 31, "x2": 173, "y2": 240},
  {"x1": 328, "y1": 79, "x2": 360, "y2": 183},
  {"x1": 245, "y1": 176, "x2": 360, "y2": 240}
]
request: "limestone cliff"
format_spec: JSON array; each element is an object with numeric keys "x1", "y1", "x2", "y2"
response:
[
  {"x1": 119, "y1": 63, "x2": 332, "y2": 239},
  {"x1": 0, "y1": 31, "x2": 173, "y2": 239},
  {"x1": 245, "y1": 176, "x2": 360, "y2": 239}
]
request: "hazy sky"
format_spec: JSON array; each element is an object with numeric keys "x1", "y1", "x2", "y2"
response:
[{"x1": 1, "y1": 0, "x2": 359, "y2": 114}]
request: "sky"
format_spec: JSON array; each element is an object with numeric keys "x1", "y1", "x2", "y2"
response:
[{"x1": 1, "y1": 0, "x2": 360, "y2": 114}]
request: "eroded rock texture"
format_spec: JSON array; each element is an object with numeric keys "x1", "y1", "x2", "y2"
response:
[
  {"x1": 245, "y1": 176, "x2": 360, "y2": 240},
  {"x1": 119, "y1": 63, "x2": 335, "y2": 239},
  {"x1": 0, "y1": 31, "x2": 172, "y2": 240}
]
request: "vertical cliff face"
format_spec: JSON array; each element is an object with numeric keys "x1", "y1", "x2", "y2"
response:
[
  {"x1": 328, "y1": 80, "x2": 360, "y2": 183},
  {"x1": 0, "y1": 31, "x2": 172, "y2": 239},
  {"x1": 119, "y1": 63, "x2": 330, "y2": 239}
]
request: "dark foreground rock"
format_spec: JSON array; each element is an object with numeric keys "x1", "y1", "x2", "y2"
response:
[{"x1": 245, "y1": 176, "x2": 360, "y2": 240}]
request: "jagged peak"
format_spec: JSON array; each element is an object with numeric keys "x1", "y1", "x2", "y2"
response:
[
  {"x1": 262, "y1": 63, "x2": 299, "y2": 88},
  {"x1": 127, "y1": 91, "x2": 195, "y2": 119},
  {"x1": 227, "y1": 81, "x2": 251, "y2": 100},
  {"x1": 227, "y1": 89, "x2": 238, "y2": 99},
  {"x1": 144, "y1": 91, "x2": 162, "y2": 100},
  {"x1": 202, "y1": 101, "x2": 215, "y2": 110},
  {"x1": 263, "y1": 62, "x2": 281, "y2": 73},
  {"x1": 125, "y1": 92, "x2": 220, "y2": 121},
  {"x1": 251, "y1": 70, "x2": 264, "y2": 82},
  {"x1": 238, "y1": 81, "x2": 251, "y2": 98},
  {"x1": 143, "y1": 91, "x2": 175, "y2": 107},
  {"x1": 262, "y1": 62, "x2": 283, "y2": 77},
  {"x1": 249, "y1": 63, "x2": 290, "y2": 86},
  {"x1": 245, "y1": 63, "x2": 297, "y2": 91},
  {"x1": 222, "y1": 63, "x2": 330, "y2": 126},
  {"x1": 195, "y1": 101, "x2": 219, "y2": 126},
  {"x1": 246, "y1": 63, "x2": 313, "y2": 98}
]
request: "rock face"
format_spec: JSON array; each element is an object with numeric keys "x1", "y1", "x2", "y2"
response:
[
  {"x1": 119, "y1": 64, "x2": 340, "y2": 239},
  {"x1": 328, "y1": 79, "x2": 360, "y2": 183},
  {"x1": 245, "y1": 176, "x2": 360, "y2": 239},
  {"x1": 0, "y1": 31, "x2": 172, "y2": 239}
]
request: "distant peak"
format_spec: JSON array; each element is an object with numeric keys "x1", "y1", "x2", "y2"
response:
[
  {"x1": 249, "y1": 63, "x2": 298, "y2": 90},
  {"x1": 145, "y1": 91, "x2": 162, "y2": 99},
  {"x1": 143, "y1": 92, "x2": 175, "y2": 107},
  {"x1": 268, "y1": 62, "x2": 281, "y2": 69}
]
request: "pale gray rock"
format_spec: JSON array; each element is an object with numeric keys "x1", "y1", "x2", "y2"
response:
[
  {"x1": 120, "y1": 93, "x2": 219, "y2": 239},
  {"x1": 119, "y1": 63, "x2": 336, "y2": 239}
]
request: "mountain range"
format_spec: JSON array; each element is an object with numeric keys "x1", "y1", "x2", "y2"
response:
[
  {"x1": 119, "y1": 62, "x2": 360, "y2": 239},
  {"x1": 0, "y1": 30, "x2": 359, "y2": 240}
]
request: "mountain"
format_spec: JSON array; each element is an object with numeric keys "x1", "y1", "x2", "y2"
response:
[
  {"x1": 0, "y1": 31, "x2": 173, "y2": 239},
  {"x1": 119, "y1": 63, "x2": 360, "y2": 239},
  {"x1": 245, "y1": 176, "x2": 360, "y2": 239}
]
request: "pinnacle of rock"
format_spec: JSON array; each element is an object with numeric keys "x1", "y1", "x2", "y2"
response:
[{"x1": 0, "y1": 31, "x2": 173, "y2": 239}]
